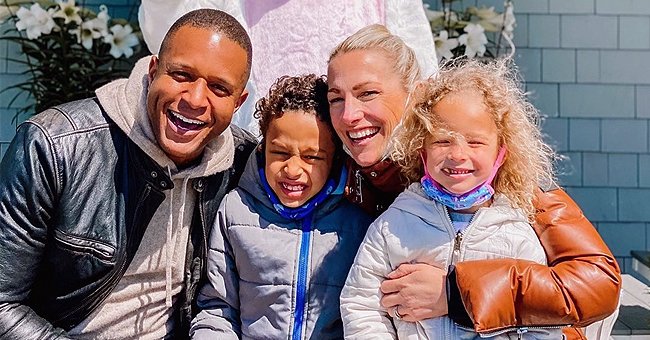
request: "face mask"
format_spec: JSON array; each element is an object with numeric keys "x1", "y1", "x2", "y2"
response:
[{"x1": 420, "y1": 147, "x2": 506, "y2": 211}]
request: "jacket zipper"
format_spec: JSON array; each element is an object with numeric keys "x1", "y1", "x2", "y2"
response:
[
  {"x1": 54, "y1": 230, "x2": 115, "y2": 262},
  {"x1": 443, "y1": 207, "x2": 481, "y2": 265},
  {"x1": 198, "y1": 189, "x2": 209, "y2": 275},
  {"x1": 292, "y1": 213, "x2": 313, "y2": 340},
  {"x1": 354, "y1": 169, "x2": 364, "y2": 203},
  {"x1": 477, "y1": 324, "x2": 570, "y2": 338},
  {"x1": 452, "y1": 230, "x2": 463, "y2": 264}
]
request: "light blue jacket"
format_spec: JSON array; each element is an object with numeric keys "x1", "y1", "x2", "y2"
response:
[{"x1": 190, "y1": 150, "x2": 372, "y2": 340}]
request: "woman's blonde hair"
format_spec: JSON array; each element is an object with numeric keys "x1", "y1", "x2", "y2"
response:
[
  {"x1": 329, "y1": 24, "x2": 421, "y2": 92},
  {"x1": 392, "y1": 58, "x2": 556, "y2": 219}
]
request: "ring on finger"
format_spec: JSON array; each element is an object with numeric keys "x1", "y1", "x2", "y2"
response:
[{"x1": 393, "y1": 306, "x2": 402, "y2": 320}]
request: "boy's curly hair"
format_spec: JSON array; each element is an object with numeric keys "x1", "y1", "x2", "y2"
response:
[
  {"x1": 391, "y1": 58, "x2": 557, "y2": 219},
  {"x1": 254, "y1": 74, "x2": 337, "y2": 146}
]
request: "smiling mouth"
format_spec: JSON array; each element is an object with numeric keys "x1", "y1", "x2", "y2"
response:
[
  {"x1": 167, "y1": 109, "x2": 207, "y2": 131},
  {"x1": 281, "y1": 183, "x2": 307, "y2": 192},
  {"x1": 442, "y1": 168, "x2": 473, "y2": 175},
  {"x1": 347, "y1": 127, "x2": 380, "y2": 142}
]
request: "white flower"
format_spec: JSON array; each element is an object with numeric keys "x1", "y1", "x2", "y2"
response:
[
  {"x1": 94, "y1": 5, "x2": 110, "y2": 36},
  {"x1": 471, "y1": 3, "x2": 516, "y2": 37},
  {"x1": 472, "y1": 6, "x2": 498, "y2": 20},
  {"x1": 434, "y1": 30, "x2": 459, "y2": 61},
  {"x1": 70, "y1": 5, "x2": 111, "y2": 49},
  {"x1": 458, "y1": 23, "x2": 488, "y2": 58},
  {"x1": 15, "y1": 3, "x2": 57, "y2": 40},
  {"x1": 0, "y1": 5, "x2": 19, "y2": 24},
  {"x1": 70, "y1": 19, "x2": 102, "y2": 49},
  {"x1": 104, "y1": 24, "x2": 139, "y2": 58},
  {"x1": 473, "y1": 6, "x2": 502, "y2": 32},
  {"x1": 53, "y1": 0, "x2": 81, "y2": 25},
  {"x1": 96, "y1": 5, "x2": 111, "y2": 29}
]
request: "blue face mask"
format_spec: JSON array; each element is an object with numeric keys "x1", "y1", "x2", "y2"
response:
[{"x1": 420, "y1": 147, "x2": 506, "y2": 211}]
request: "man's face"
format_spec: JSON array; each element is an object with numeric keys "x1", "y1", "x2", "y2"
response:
[{"x1": 147, "y1": 25, "x2": 249, "y2": 166}]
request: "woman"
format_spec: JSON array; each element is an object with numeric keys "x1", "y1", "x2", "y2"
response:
[{"x1": 326, "y1": 24, "x2": 621, "y2": 339}]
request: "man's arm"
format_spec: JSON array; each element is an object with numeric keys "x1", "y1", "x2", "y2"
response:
[{"x1": 0, "y1": 122, "x2": 71, "y2": 339}]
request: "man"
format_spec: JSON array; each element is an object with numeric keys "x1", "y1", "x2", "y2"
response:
[{"x1": 0, "y1": 9, "x2": 256, "y2": 339}]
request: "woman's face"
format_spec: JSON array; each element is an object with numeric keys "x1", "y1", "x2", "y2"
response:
[{"x1": 327, "y1": 49, "x2": 408, "y2": 167}]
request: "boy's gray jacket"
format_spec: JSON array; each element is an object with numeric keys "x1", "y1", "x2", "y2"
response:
[
  {"x1": 190, "y1": 151, "x2": 372, "y2": 339},
  {"x1": 340, "y1": 183, "x2": 563, "y2": 339}
]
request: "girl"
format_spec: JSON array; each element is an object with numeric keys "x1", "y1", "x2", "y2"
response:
[
  {"x1": 190, "y1": 74, "x2": 372, "y2": 339},
  {"x1": 339, "y1": 59, "x2": 617, "y2": 339}
]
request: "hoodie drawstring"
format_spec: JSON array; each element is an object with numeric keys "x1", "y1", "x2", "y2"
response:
[{"x1": 165, "y1": 166, "x2": 191, "y2": 308}]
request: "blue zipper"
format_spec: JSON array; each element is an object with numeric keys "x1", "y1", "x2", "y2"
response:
[{"x1": 291, "y1": 213, "x2": 313, "y2": 340}]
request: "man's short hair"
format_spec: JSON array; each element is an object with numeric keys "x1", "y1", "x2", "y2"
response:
[{"x1": 159, "y1": 9, "x2": 252, "y2": 74}]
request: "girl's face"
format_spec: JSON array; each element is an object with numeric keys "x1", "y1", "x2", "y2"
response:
[
  {"x1": 423, "y1": 90, "x2": 500, "y2": 195},
  {"x1": 327, "y1": 49, "x2": 408, "y2": 167},
  {"x1": 264, "y1": 110, "x2": 336, "y2": 208}
]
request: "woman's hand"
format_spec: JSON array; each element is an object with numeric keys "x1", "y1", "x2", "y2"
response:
[{"x1": 379, "y1": 263, "x2": 448, "y2": 322}]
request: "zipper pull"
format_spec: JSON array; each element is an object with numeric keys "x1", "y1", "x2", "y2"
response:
[
  {"x1": 354, "y1": 169, "x2": 363, "y2": 203},
  {"x1": 454, "y1": 231, "x2": 463, "y2": 252},
  {"x1": 451, "y1": 230, "x2": 463, "y2": 264},
  {"x1": 517, "y1": 327, "x2": 528, "y2": 339}
]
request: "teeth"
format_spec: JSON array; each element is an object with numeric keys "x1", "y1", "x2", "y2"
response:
[
  {"x1": 348, "y1": 127, "x2": 379, "y2": 139},
  {"x1": 443, "y1": 168, "x2": 471, "y2": 175},
  {"x1": 168, "y1": 110, "x2": 206, "y2": 125},
  {"x1": 282, "y1": 183, "x2": 306, "y2": 191}
]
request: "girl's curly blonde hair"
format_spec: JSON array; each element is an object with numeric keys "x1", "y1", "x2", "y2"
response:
[{"x1": 391, "y1": 58, "x2": 556, "y2": 219}]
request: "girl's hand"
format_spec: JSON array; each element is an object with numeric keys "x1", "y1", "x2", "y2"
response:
[{"x1": 379, "y1": 263, "x2": 448, "y2": 322}]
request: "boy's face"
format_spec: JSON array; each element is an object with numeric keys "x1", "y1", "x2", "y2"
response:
[
  {"x1": 146, "y1": 25, "x2": 249, "y2": 166},
  {"x1": 264, "y1": 110, "x2": 336, "y2": 208}
]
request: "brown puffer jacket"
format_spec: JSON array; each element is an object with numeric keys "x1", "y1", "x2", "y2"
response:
[
  {"x1": 450, "y1": 188, "x2": 621, "y2": 338},
  {"x1": 344, "y1": 158, "x2": 622, "y2": 339}
]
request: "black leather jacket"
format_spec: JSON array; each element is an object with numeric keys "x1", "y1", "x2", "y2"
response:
[{"x1": 0, "y1": 98, "x2": 256, "y2": 339}]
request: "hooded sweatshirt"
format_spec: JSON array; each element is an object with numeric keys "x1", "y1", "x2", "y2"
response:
[{"x1": 68, "y1": 56, "x2": 236, "y2": 339}]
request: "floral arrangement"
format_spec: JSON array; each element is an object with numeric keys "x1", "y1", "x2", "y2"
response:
[
  {"x1": 424, "y1": 0, "x2": 515, "y2": 62},
  {"x1": 0, "y1": 0, "x2": 142, "y2": 116}
]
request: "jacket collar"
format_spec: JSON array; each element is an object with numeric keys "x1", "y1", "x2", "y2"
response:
[{"x1": 238, "y1": 148, "x2": 347, "y2": 220}]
